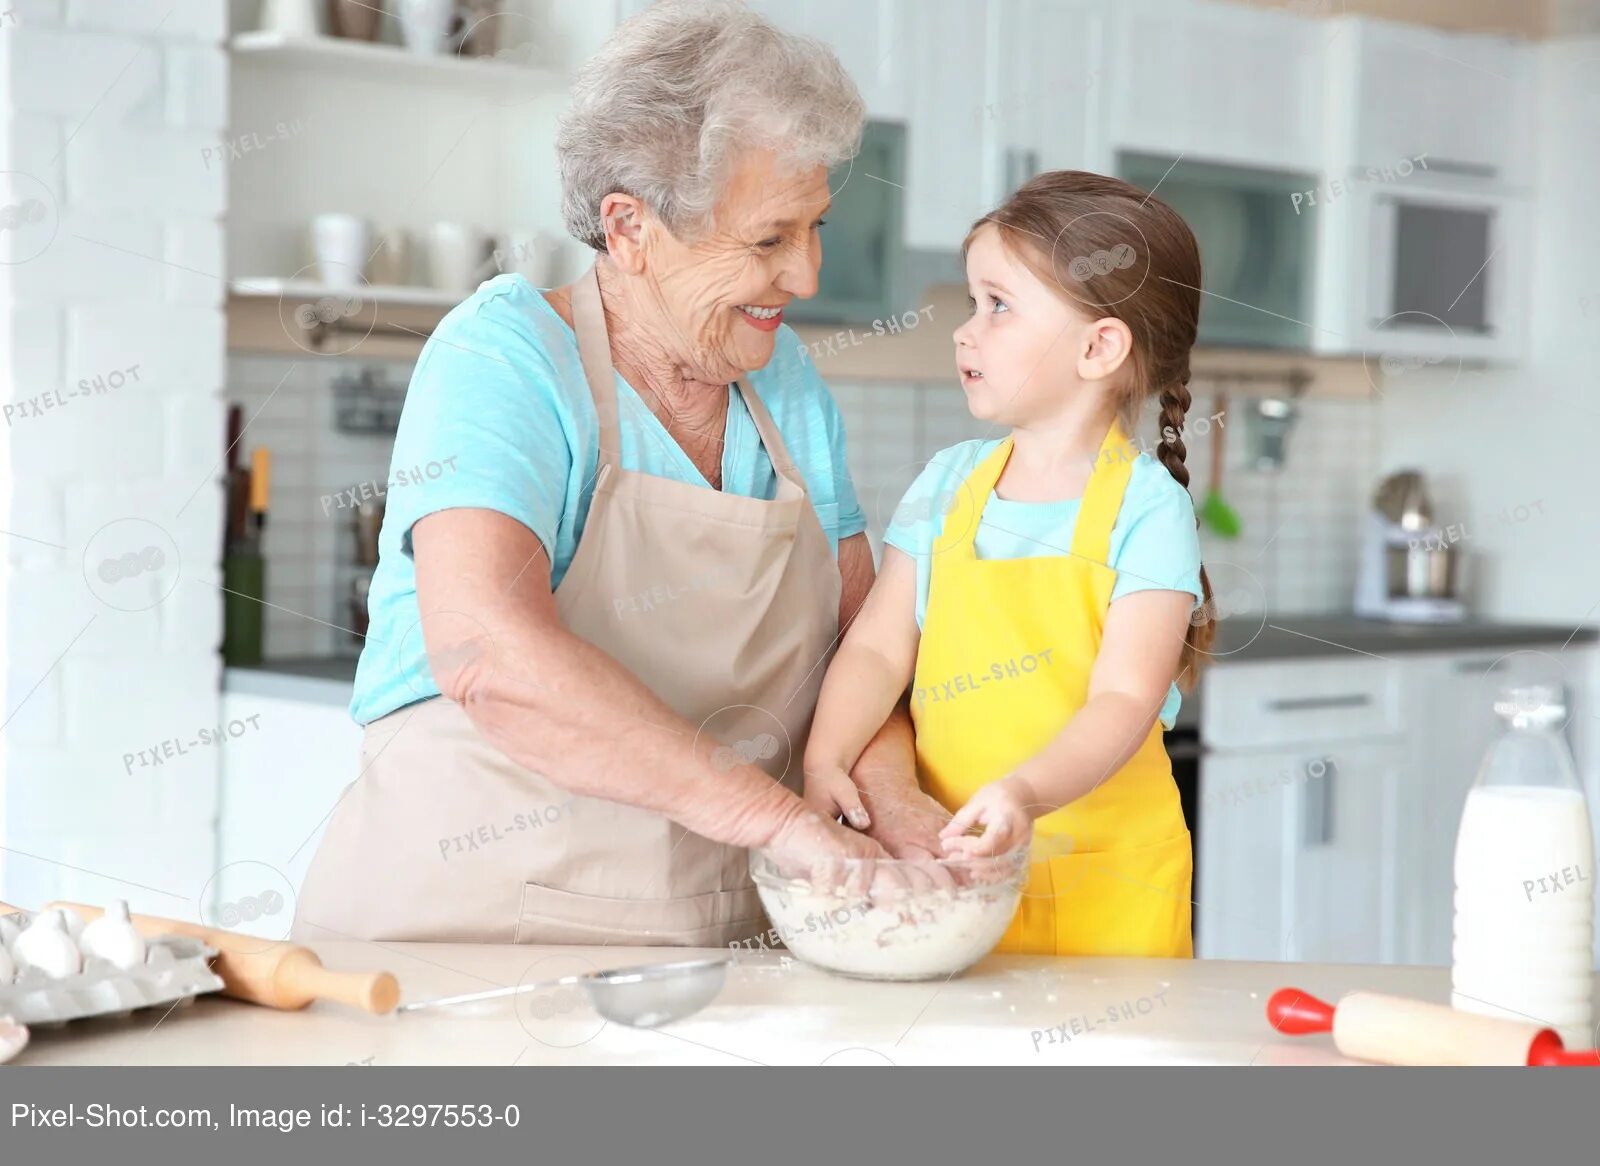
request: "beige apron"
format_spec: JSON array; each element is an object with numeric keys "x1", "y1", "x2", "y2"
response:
[{"x1": 292, "y1": 263, "x2": 841, "y2": 946}]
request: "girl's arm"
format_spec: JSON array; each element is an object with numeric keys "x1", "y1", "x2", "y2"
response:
[
  {"x1": 803, "y1": 545, "x2": 922, "y2": 826},
  {"x1": 942, "y1": 589, "x2": 1193, "y2": 856}
]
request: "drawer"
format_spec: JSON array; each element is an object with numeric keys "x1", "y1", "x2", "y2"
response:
[{"x1": 1201, "y1": 659, "x2": 1403, "y2": 750}]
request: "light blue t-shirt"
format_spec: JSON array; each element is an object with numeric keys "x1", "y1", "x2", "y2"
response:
[
  {"x1": 883, "y1": 438, "x2": 1204, "y2": 729},
  {"x1": 350, "y1": 274, "x2": 866, "y2": 724}
]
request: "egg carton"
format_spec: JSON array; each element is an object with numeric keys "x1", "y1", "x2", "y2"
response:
[{"x1": 0, "y1": 909, "x2": 225, "y2": 1028}]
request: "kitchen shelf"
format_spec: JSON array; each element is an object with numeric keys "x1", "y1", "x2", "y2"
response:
[
  {"x1": 229, "y1": 30, "x2": 564, "y2": 94},
  {"x1": 230, "y1": 277, "x2": 462, "y2": 309}
]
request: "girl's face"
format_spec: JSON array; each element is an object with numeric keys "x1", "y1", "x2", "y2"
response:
[{"x1": 953, "y1": 224, "x2": 1125, "y2": 426}]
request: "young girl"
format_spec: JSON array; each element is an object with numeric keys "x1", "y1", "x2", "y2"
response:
[{"x1": 804, "y1": 171, "x2": 1215, "y2": 958}]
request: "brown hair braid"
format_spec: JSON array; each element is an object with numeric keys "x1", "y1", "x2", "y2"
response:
[{"x1": 962, "y1": 169, "x2": 1216, "y2": 690}]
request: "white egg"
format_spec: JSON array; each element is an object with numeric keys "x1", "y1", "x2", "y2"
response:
[
  {"x1": 13, "y1": 909, "x2": 81, "y2": 980},
  {"x1": 79, "y1": 900, "x2": 146, "y2": 971},
  {"x1": 57, "y1": 908, "x2": 85, "y2": 943}
]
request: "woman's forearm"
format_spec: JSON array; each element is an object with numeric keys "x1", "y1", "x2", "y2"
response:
[
  {"x1": 444, "y1": 618, "x2": 806, "y2": 850},
  {"x1": 1011, "y1": 691, "x2": 1163, "y2": 813},
  {"x1": 846, "y1": 696, "x2": 918, "y2": 799}
]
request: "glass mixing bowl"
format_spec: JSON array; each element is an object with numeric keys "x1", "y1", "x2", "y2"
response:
[{"x1": 748, "y1": 848, "x2": 1028, "y2": 982}]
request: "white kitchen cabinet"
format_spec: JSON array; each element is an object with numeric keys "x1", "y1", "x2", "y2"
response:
[
  {"x1": 1329, "y1": 17, "x2": 1532, "y2": 184},
  {"x1": 900, "y1": 0, "x2": 992, "y2": 249},
  {"x1": 1397, "y1": 647, "x2": 1598, "y2": 967},
  {"x1": 1103, "y1": 0, "x2": 1327, "y2": 172},
  {"x1": 1199, "y1": 738, "x2": 1400, "y2": 965},
  {"x1": 215, "y1": 687, "x2": 363, "y2": 944},
  {"x1": 986, "y1": 0, "x2": 1107, "y2": 197}
]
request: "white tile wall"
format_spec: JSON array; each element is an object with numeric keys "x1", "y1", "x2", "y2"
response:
[
  {"x1": 227, "y1": 354, "x2": 412, "y2": 659},
  {"x1": 0, "y1": 2, "x2": 229, "y2": 911},
  {"x1": 832, "y1": 376, "x2": 1377, "y2": 614}
]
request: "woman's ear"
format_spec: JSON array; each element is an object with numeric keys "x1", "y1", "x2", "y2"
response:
[
  {"x1": 1078, "y1": 316, "x2": 1135, "y2": 382},
  {"x1": 599, "y1": 192, "x2": 649, "y2": 274}
]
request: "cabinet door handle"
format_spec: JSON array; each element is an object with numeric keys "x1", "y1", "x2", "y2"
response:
[
  {"x1": 1301, "y1": 758, "x2": 1336, "y2": 847},
  {"x1": 1265, "y1": 694, "x2": 1372, "y2": 712}
]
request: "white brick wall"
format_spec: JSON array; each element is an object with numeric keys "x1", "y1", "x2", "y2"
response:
[{"x1": 0, "y1": 4, "x2": 226, "y2": 913}]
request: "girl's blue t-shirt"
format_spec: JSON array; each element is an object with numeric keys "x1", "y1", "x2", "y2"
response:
[
  {"x1": 350, "y1": 274, "x2": 866, "y2": 724},
  {"x1": 883, "y1": 438, "x2": 1205, "y2": 729}
]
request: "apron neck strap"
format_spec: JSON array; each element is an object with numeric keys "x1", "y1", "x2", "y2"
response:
[
  {"x1": 931, "y1": 419, "x2": 1137, "y2": 564},
  {"x1": 1070, "y1": 419, "x2": 1136, "y2": 566},
  {"x1": 572, "y1": 261, "x2": 623, "y2": 469},
  {"x1": 571, "y1": 260, "x2": 808, "y2": 489}
]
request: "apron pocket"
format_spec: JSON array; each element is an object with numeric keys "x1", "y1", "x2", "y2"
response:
[
  {"x1": 516, "y1": 881, "x2": 766, "y2": 948},
  {"x1": 1047, "y1": 831, "x2": 1194, "y2": 959}
]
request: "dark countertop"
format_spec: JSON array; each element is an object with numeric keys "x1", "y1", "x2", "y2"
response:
[
  {"x1": 222, "y1": 618, "x2": 1596, "y2": 709},
  {"x1": 1212, "y1": 615, "x2": 1596, "y2": 662}
]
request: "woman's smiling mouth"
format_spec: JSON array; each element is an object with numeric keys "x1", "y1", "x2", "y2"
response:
[{"x1": 736, "y1": 303, "x2": 785, "y2": 331}]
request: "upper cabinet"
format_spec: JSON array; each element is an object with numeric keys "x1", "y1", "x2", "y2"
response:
[
  {"x1": 1330, "y1": 17, "x2": 1533, "y2": 186},
  {"x1": 1104, "y1": 0, "x2": 1327, "y2": 172},
  {"x1": 899, "y1": 0, "x2": 993, "y2": 249},
  {"x1": 738, "y1": 0, "x2": 909, "y2": 120},
  {"x1": 987, "y1": 0, "x2": 1108, "y2": 189}
]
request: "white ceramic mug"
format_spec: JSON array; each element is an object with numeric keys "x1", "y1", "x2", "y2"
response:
[
  {"x1": 396, "y1": 0, "x2": 458, "y2": 55},
  {"x1": 260, "y1": 0, "x2": 324, "y2": 37},
  {"x1": 311, "y1": 213, "x2": 372, "y2": 288},
  {"x1": 427, "y1": 222, "x2": 492, "y2": 293},
  {"x1": 491, "y1": 229, "x2": 558, "y2": 286}
]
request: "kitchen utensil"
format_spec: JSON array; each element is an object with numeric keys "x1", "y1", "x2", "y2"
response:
[
  {"x1": 52, "y1": 901, "x2": 400, "y2": 1015},
  {"x1": 426, "y1": 221, "x2": 493, "y2": 293},
  {"x1": 1198, "y1": 388, "x2": 1241, "y2": 538},
  {"x1": 396, "y1": 0, "x2": 457, "y2": 55},
  {"x1": 353, "y1": 495, "x2": 384, "y2": 565},
  {"x1": 261, "y1": 0, "x2": 324, "y2": 37},
  {"x1": 1268, "y1": 987, "x2": 1600, "y2": 1066},
  {"x1": 222, "y1": 549, "x2": 266, "y2": 666},
  {"x1": 1245, "y1": 395, "x2": 1300, "y2": 470},
  {"x1": 250, "y1": 447, "x2": 272, "y2": 543},
  {"x1": 397, "y1": 956, "x2": 731, "y2": 1028},
  {"x1": 311, "y1": 212, "x2": 372, "y2": 288},
  {"x1": 749, "y1": 849, "x2": 1027, "y2": 981},
  {"x1": 327, "y1": 0, "x2": 382, "y2": 40},
  {"x1": 0, "y1": 906, "x2": 226, "y2": 1027}
]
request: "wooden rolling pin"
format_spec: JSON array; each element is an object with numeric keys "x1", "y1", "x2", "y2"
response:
[
  {"x1": 1268, "y1": 987, "x2": 1599, "y2": 1067},
  {"x1": 47, "y1": 901, "x2": 399, "y2": 1016}
]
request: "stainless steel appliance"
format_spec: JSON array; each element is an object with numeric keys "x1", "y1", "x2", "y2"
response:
[{"x1": 1354, "y1": 469, "x2": 1466, "y2": 623}]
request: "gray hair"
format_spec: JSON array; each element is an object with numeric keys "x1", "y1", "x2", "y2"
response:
[{"x1": 557, "y1": 0, "x2": 866, "y2": 252}]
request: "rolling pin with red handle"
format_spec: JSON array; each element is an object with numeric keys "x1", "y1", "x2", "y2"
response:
[
  {"x1": 1268, "y1": 987, "x2": 1599, "y2": 1066},
  {"x1": 47, "y1": 901, "x2": 399, "y2": 1016}
]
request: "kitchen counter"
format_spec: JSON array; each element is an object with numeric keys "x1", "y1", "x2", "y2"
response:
[
  {"x1": 1213, "y1": 615, "x2": 1595, "y2": 662},
  {"x1": 19, "y1": 942, "x2": 1593, "y2": 1066}
]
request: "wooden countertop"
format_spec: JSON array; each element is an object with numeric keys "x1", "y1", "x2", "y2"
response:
[{"x1": 18, "y1": 941, "x2": 1585, "y2": 1066}]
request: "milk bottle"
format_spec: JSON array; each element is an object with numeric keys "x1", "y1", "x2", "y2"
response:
[{"x1": 1452, "y1": 684, "x2": 1595, "y2": 1047}]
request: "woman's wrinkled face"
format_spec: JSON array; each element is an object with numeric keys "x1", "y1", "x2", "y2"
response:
[
  {"x1": 953, "y1": 223, "x2": 1106, "y2": 426},
  {"x1": 642, "y1": 148, "x2": 830, "y2": 380}
]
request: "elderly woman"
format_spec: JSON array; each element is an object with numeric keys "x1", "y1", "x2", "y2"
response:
[{"x1": 292, "y1": 0, "x2": 951, "y2": 947}]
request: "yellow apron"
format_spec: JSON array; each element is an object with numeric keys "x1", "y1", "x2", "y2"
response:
[{"x1": 910, "y1": 421, "x2": 1194, "y2": 958}]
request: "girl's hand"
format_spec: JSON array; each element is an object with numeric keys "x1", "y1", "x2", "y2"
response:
[
  {"x1": 803, "y1": 764, "x2": 871, "y2": 831},
  {"x1": 939, "y1": 774, "x2": 1043, "y2": 859}
]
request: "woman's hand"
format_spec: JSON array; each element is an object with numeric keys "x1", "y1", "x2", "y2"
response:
[
  {"x1": 860, "y1": 783, "x2": 953, "y2": 860},
  {"x1": 939, "y1": 774, "x2": 1041, "y2": 859},
  {"x1": 803, "y1": 764, "x2": 871, "y2": 830}
]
